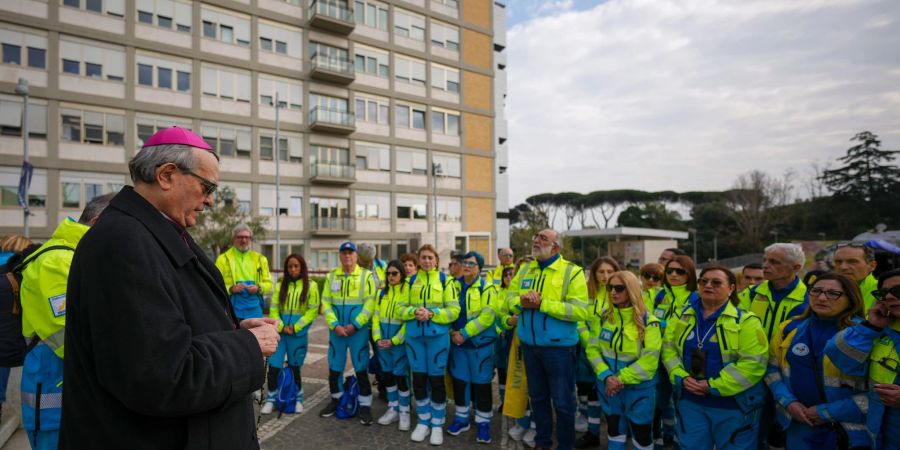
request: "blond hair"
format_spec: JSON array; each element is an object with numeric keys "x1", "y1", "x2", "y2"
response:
[
  {"x1": 603, "y1": 271, "x2": 647, "y2": 341},
  {"x1": 0, "y1": 234, "x2": 32, "y2": 253}
]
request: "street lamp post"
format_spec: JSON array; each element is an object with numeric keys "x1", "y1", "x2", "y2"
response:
[
  {"x1": 274, "y1": 92, "x2": 281, "y2": 269},
  {"x1": 15, "y1": 78, "x2": 30, "y2": 238},
  {"x1": 432, "y1": 162, "x2": 443, "y2": 250},
  {"x1": 688, "y1": 227, "x2": 698, "y2": 263}
]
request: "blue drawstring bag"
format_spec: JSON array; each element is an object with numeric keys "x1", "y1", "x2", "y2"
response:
[
  {"x1": 336, "y1": 375, "x2": 359, "y2": 419},
  {"x1": 274, "y1": 367, "x2": 299, "y2": 417}
]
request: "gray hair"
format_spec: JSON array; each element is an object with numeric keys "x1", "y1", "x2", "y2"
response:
[
  {"x1": 357, "y1": 242, "x2": 376, "y2": 259},
  {"x1": 764, "y1": 243, "x2": 806, "y2": 268},
  {"x1": 78, "y1": 192, "x2": 115, "y2": 225},
  {"x1": 128, "y1": 144, "x2": 197, "y2": 184},
  {"x1": 232, "y1": 223, "x2": 252, "y2": 237},
  {"x1": 551, "y1": 229, "x2": 564, "y2": 250}
]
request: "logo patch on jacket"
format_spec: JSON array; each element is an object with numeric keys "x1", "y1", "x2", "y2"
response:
[
  {"x1": 599, "y1": 329, "x2": 614, "y2": 342},
  {"x1": 791, "y1": 343, "x2": 810, "y2": 356},
  {"x1": 521, "y1": 278, "x2": 533, "y2": 289},
  {"x1": 48, "y1": 294, "x2": 66, "y2": 317}
]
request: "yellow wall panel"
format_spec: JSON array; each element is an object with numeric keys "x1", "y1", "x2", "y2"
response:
[
  {"x1": 462, "y1": 0, "x2": 492, "y2": 30},
  {"x1": 464, "y1": 155, "x2": 493, "y2": 192},
  {"x1": 463, "y1": 112, "x2": 492, "y2": 151},
  {"x1": 462, "y1": 71, "x2": 492, "y2": 111},
  {"x1": 464, "y1": 197, "x2": 494, "y2": 232},
  {"x1": 462, "y1": 29, "x2": 492, "y2": 70}
]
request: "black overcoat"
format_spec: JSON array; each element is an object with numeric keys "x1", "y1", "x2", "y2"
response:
[{"x1": 60, "y1": 186, "x2": 264, "y2": 449}]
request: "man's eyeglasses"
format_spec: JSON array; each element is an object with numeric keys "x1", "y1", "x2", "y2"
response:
[
  {"x1": 607, "y1": 284, "x2": 627, "y2": 293},
  {"x1": 500, "y1": 253, "x2": 513, "y2": 258},
  {"x1": 462, "y1": 261, "x2": 478, "y2": 268},
  {"x1": 666, "y1": 268, "x2": 687, "y2": 276},
  {"x1": 642, "y1": 273, "x2": 661, "y2": 282},
  {"x1": 386, "y1": 271, "x2": 401, "y2": 277},
  {"x1": 698, "y1": 278, "x2": 726, "y2": 288},
  {"x1": 874, "y1": 286, "x2": 900, "y2": 301},
  {"x1": 182, "y1": 170, "x2": 218, "y2": 196},
  {"x1": 836, "y1": 242, "x2": 866, "y2": 249},
  {"x1": 809, "y1": 287, "x2": 845, "y2": 301}
]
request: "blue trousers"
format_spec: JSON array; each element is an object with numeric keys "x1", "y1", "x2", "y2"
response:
[
  {"x1": 21, "y1": 344, "x2": 62, "y2": 437},
  {"x1": 449, "y1": 344, "x2": 494, "y2": 384},
  {"x1": 405, "y1": 334, "x2": 450, "y2": 376},
  {"x1": 328, "y1": 327, "x2": 370, "y2": 373},
  {"x1": 377, "y1": 343, "x2": 409, "y2": 376},
  {"x1": 269, "y1": 330, "x2": 309, "y2": 368},
  {"x1": 27, "y1": 431, "x2": 58, "y2": 450},
  {"x1": 521, "y1": 344, "x2": 577, "y2": 450},
  {"x1": 676, "y1": 398, "x2": 760, "y2": 450}
]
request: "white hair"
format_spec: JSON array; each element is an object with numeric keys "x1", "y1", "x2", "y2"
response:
[
  {"x1": 232, "y1": 223, "x2": 252, "y2": 237},
  {"x1": 551, "y1": 230, "x2": 564, "y2": 250},
  {"x1": 764, "y1": 243, "x2": 805, "y2": 267}
]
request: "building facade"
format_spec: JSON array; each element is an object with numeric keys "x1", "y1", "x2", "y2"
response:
[{"x1": 0, "y1": 0, "x2": 504, "y2": 270}]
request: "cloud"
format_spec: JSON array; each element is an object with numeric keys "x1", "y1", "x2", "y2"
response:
[{"x1": 505, "y1": 0, "x2": 900, "y2": 206}]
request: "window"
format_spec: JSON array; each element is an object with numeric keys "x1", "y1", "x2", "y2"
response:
[
  {"x1": 355, "y1": 0, "x2": 388, "y2": 30},
  {"x1": 354, "y1": 45, "x2": 389, "y2": 78},
  {"x1": 311, "y1": 145, "x2": 349, "y2": 166},
  {"x1": 201, "y1": 65, "x2": 251, "y2": 102},
  {"x1": 394, "y1": 9, "x2": 425, "y2": 41},
  {"x1": 436, "y1": 197, "x2": 461, "y2": 222},
  {"x1": 355, "y1": 191, "x2": 390, "y2": 219},
  {"x1": 0, "y1": 28, "x2": 48, "y2": 69},
  {"x1": 275, "y1": 41, "x2": 287, "y2": 54},
  {"x1": 259, "y1": 133, "x2": 302, "y2": 163},
  {"x1": 201, "y1": 122, "x2": 251, "y2": 159},
  {"x1": 137, "y1": 0, "x2": 191, "y2": 32},
  {"x1": 138, "y1": 10, "x2": 153, "y2": 23},
  {"x1": 395, "y1": 55, "x2": 426, "y2": 86},
  {"x1": 432, "y1": 109, "x2": 460, "y2": 135},
  {"x1": 63, "y1": 0, "x2": 125, "y2": 17},
  {"x1": 259, "y1": 185, "x2": 302, "y2": 217},
  {"x1": 355, "y1": 142, "x2": 389, "y2": 171},
  {"x1": 433, "y1": 0, "x2": 458, "y2": 8},
  {"x1": 138, "y1": 64, "x2": 153, "y2": 85},
  {"x1": 0, "y1": 166, "x2": 46, "y2": 207},
  {"x1": 309, "y1": 94, "x2": 350, "y2": 124},
  {"x1": 309, "y1": 42, "x2": 350, "y2": 72},
  {"x1": 310, "y1": 250, "x2": 338, "y2": 270},
  {"x1": 58, "y1": 172, "x2": 124, "y2": 209},
  {"x1": 354, "y1": 95, "x2": 389, "y2": 125},
  {"x1": 432, "y1": 153, "x2": 460, "y2": 177},
  {"x1": 430, "y1": 20, "x2": 459, "y2": 50},
  {"x1": 258, "y1": 77, "x2": 302, "y2": 110},
  {"x1": 396, "y1": 194, "x2": 427, "y2": 219},
  {"x1": 0, "y1": 97, "x2": 48, "y2": 139},
  {"x1": 136, "y1": 114, "x2": 192, "y2": 147},
  {"x1": 431, "y1": 64, "x2": 459, "y2": 93},
  {"x1": 136, "y1": 54, "x2": 191, "y2": 92},
  {"x1": 157, "y1": 67, "x2": 172, "y2": 89},
  {"x1": 177, "y1": 71, "x2": 190, "y2": 91},
  {"x1": 59, "y1": 38, "x2": 125, "y2": 81},
  {"x1": 395, "y1": 148, "x2": 427, "y2": 174},
  {"x1": 200, "y1": 7, "x2": 250, "y2": 46},
  {"x1": 60, "y1": 107, "x2": 125, "y2": 146},
  {"x1": 260, "y1": 37, "x2": 272, "y2": 51},
  {"x1": 396, "y1": 104, "x2": 427, "y2": 130},
  {"x1": 258, "y1": 22, "x2": 302, "y2": 59}
]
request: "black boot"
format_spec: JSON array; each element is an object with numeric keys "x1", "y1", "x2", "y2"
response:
[
  {"x1": 574, "y1": 432, "x2": 600, "y2": 449},
  {"x1": 318, "y1": 398, "x2": 340, "y2": 417},
  {"x1": 359, "y1": 405, "x2": 373, "y2": 425}
]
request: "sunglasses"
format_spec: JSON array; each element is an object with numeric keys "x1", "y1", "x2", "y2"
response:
[
  {"x1": 182, "y1": 170, "x2": 218, "y2": 196},
  {"x1": 386, "y1": 271, "x2": 401, "y2": 277},
  {"x1": 462, "y1": 261, "x2": 478, "y2": 268},
  {"x1": 641, "y1": 273, "x2": 661, "y2": 282},
  {"x1": 607, "y1": 284, "x2": 627, "y2": 293},
  {"x1": 698, "y1": 278, "x2": 726, "y2": 288},
  {"x1": 809, "y1": 287, "x2": 845, "y2": 301},
  {"x1": 874, "y1": 286, "x2": 900, "y2": 301},
  {"x1": 500, "y1": 253, "x2": 513, "y2": 258},
  {"x1": 666, "y1": 268, "x2": 687, "y2": 276}
]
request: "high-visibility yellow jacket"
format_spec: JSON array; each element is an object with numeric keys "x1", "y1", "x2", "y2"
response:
[
  {"x1": 652, "y1": 284, "x2": 698, "y2": 329},
  {"x1": 21, "y1": 218, "x2": 89, "y2": 358},
  {"x1": 215, "y1": 247, "x2": 273, "y2": 296},
  {"x1": 398, "y1": 269, "x2": 460, "y2": 337},
  {"x1": 739, "y1": 278, "x2": 807, "y2": 341},
  {"x1": 321, "y1": 265, "x2": 376, "y2": 329},
  {"x1": 586, "y1": 305, "x2": 662, "y2": 386},
  {"x1": 453, "y1": 276, "x2": 501, "y2": 347},
  {"x1": 578, "y1": 287, "x2": 610, "y2": 348},
  {"x1": 859, "y1": 274, "x2": 878, "y2": 314},
  {"x1": 372, "y1": 283, "x2": 408, "y2": 345},
  {"x1": 269, "y1": 278, "x2": 320, "y2": 334},
  {"x1": 486, "y1": 263, "x2": 514, "y2": 287}
]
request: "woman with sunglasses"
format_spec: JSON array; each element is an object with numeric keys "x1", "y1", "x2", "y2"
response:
[
  {"x1": 447, "y1": 252, "x2": 500, "y2": 443},
  {"x1": 397, "y1": 245, "x2": 460, "y2": 445},
  {"x1": 766, "y1": 273, "x2": 869, "y2": 449},
  {"x1": 652, "y1": 255, "x2": 698, "y2": 448},
  {"x1": 827, "y1": 268, "x2": 900, "y2": 450},
  {"x1": 585, "y1": 271, "x2": 661, "y2": 450},
  {"x1": 494, "y1": 266, "x2": 517, "y2": 413},
  {"x1": 261, "y1": 253, "x2": 319, "y2": 415},
  {"x1": 575, "y1": 256, "x2": 620, "y2": 448},
  {"x1": 661, "y1": 265, "x2": 768, "y2": 450},
  {"x1": 372, "y1": 260, "x2": 412, "y2": 430},
  {"x1": 640, "y1": 263, "x2": 664, "y2": 312}
]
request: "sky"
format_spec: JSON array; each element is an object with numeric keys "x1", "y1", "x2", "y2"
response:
[{"x1": 503, "y1": 0, "x2": 900, "y2": 206}]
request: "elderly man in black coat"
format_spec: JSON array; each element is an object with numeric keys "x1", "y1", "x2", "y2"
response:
[{"x1": 60, "y1": 128, "x2": 280, "y2": 449}]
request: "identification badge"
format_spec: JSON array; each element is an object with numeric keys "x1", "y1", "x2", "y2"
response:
[
  {"x1": 331, "y1": 281, "x2": 342, "y2": 292},
  {"x1": 599, "y1": 329, "x2": 614, "y2": 343},
  {"x1": 48, "y1": 294, "x2": 66, "y2": 317},
  {"x1": 521, "y1": 278, "x2": 533, "y2": 289},
  {"x1": 654, "y1": 307, "x2": 666, "y2": 319}
]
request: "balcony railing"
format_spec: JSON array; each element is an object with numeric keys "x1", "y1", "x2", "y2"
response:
[
  {"x1": 309, "y1": 0, "x2": 355, "y2": 34},
  {"x1": 310, "y1": 163, "x2": 356, "y2": 184},
  {"x1": 309, "y1": 53, "x2": 355, "y2": 83},
  {"x1": 309, "y1": 106, "x2": 355, "y2": 134},
  {"x1": 309, "y1": 216, "x2": 355, "y2": 234}
]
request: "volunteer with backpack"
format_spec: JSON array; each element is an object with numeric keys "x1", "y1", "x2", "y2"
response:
[
  {"x1": 397, "y1": 244, "x2": 460, "y2": 445},
  {"x1": 586, "y1": 271, "x2": 661, "y2": 450},
  {"x1": 766, "y1": 273, "x2": 870, "y2": 449},
  {"x1": 652, "y1": 255, "x2": 698, "y2": 449},
  {"x1": 0, "y1": 234, "x2": 32, "y2": 421},
  {"x1": 493, "y1": 266, "x2": 516, "y2": 412},
  {"x1": 19, "y1": 194, "x2": 113, "y2": 450},
  {"x1": 372, "y1": 260, "x2": 412, "y2": 430},
  {"x1": 214, "y1": 224, "x2": 273, "y2": 321},
  {"x1": 318, "y1": 241, "x2": 378, "y2": 425},
  {"x1": 261, "y1": 253, "x2": 319, "y2": 415},
  {"x1": 447, "y1": 251, "x2": 499, "y2": 444},
  {"x1": 661, "y1": 265, "x2": 769, "y2": 450}
]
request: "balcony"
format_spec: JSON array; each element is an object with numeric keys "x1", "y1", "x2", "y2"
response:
[
  {"x1": 309, "y1": 0, "x2": 355, "y2": 34},
  {"x1": 310, "y1": 53, "x2": 355, "y2": 84},
  {"x1": 310, "y1": 217, "x2": 355, "y2": 235},
  {"x1": 309, "y1": 106, "x2": 355, "y2": 134},
  {"x1": 310, "y1": 163, "x2": 356, "y2": 185}
]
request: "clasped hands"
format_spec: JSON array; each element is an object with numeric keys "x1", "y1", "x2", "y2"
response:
[
  {"x1": 520, "y1": 291, "x2": 542, "y2": 309},
  {"x1": 241, "y1": 317, "x2": 280, "y2": 356},
  {"x1": 231, "y1": 283, "x2": 260, "y2": 295},
  {"x1": 786, "y1": 402, "x2": 826, "y2": 427},
  {"x1": 682, "y1": 377, "x2": 711, "y2": 396},
  {"x1": 334, "y1": 324, "x2": 357, "y2": 337},
  {"x1": 415, "y1": 306, "x2": 434, "y2": 322}
]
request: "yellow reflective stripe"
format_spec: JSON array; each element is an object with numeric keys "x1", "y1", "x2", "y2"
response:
[
  {"x1": 721, "y1": 364, "x2": 754, "y2": 389},
  {"x1": 764, "y1": 371, "x2": 782, "y2": 386},
  {"x1": 563, "y1": 303, "x2": 574, "y2": 321},
  {"x1": 835, "y1": 331, "x2": 869, "y2": 363},
  {"x1": 823, "y1": 376, "x2": 843, "y2": 388},
  {"x1": 590, "y1": 356, "x2": 605, "y2": 369},
  {"x1": 844, "y1": 423, "x2": 867, "y2": 431},
  {"x1": 628, "y1": 361, "x2": 652, "y2": 381},
  {"x1": 43, "y1": 327, "x2": 65, "y2": 351}
]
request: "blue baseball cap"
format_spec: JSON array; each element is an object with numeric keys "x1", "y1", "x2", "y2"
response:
[{"x1": 339, "y1": 241, "x2": 357, "y2": 252}]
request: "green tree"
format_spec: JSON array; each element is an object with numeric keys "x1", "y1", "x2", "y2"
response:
[
  {"x1": 616, "y1": 202, "x2": 686, "y2": 230},
  {"x1": 820, "y1": 131, "x2": 900, "y2": 201},
  {"x1": 193, "y1": 187, "x2": 269, "y2": 257}
]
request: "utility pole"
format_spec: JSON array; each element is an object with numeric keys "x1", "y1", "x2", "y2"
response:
[
  {"x1": 274, "y1": 92, "x2": 281, "y2": 269},
  {"x1": 15, "y1": 78, "x2": 30, "y2": 238}
]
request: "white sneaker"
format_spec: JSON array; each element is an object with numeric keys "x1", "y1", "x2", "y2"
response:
[
  {"x1": 399, "y1": 412, "x2": 411, "y2": 431},
  {"x1": 378, "y1": 409, "x2": 399, "y2": 425},
  {"x1": 260, "y1": 401, "x2": 274, "y2": 415},
  {"x1": 523, "y1": 428, "x2": 536, "y2": 448},
  {"x1": 411, "y1": 424, "x2": 430, "y2": 442},
  {"x1": 430, "y1": 427, "x2": 443, "y2": 446},
  {"x1": 294, "y1": 401, "x2": 303, "y2": 414},
  {"x1": 508, "y1": 423, "x2": 527, "y2": 441},
  {"x1": 575, "y1": 412, "x2": 588, "y2": 432}
]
